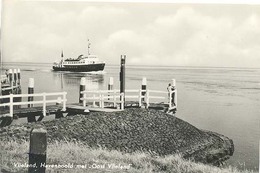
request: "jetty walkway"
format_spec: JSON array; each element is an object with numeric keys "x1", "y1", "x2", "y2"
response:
[{"x1": 0, "y1": 57, "x2": 177, "y2": 127}]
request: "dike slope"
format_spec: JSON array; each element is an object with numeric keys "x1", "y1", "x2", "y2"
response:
[{"x1": 0, "y1": 108, "x2": 234, "y2": 166}]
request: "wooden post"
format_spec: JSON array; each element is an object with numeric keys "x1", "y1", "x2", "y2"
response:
[
  {"x1": 9, "y1": 94, "x2": 13, "y2": 118},
  {"x1": 141, "y1": 77, "x2": 147, "y2": 105},
  {"x1": 28, "y1": 78, "x2": 36, "y2": 122},
  {"x1": 0, "y1": 79, "x2": 2, "y2": 96},
  {"x1": 169, "y1": 90, "x2": 172, "y2": 109},
  {"x1": 93, "y1": 94, "x2": 96, "y2": 107},
  {"x1": 101, "y1": 94, "x2": 104, "y2": 108},
  {"x1": 83, "y1": 93, "x2": 87, "y2": 107},
  {"x1": 17, "y1": 69, "x2": 21, "y2": 85},
  {"x1": 138, "y1": 89, "x2": 142, "y2": 107},
  {"x1": 8, "y1": 69, "x2": 13, "y2": 93},
  {"x1": 62, "y1": 92, "x2": 66, "y2": 111},
  {"x1": 79, "y1": 77, "x2": 86, "y2": 104},
  {"x1": 113, "y1": 90, "x2": 116, "y2": 108},
  {"x1": 120, "y1": 55, "x2": 126, "y2": 109},
  {"x1": 172, "y1": 79, "x2": 176, "y2": 107},
  {"x1": 120, "y1": 93, "x2": 124, "y2": 110},
  {"x1": 13, "y1": 69, "x2": 17, "y2": 87},
  {"x1": 28, "y1": 78, "x2": 34, "y2": 107},
  {"x1": 99, "y1": 92, "x2": 102, "y2": 108},
  {"x1": 42, "y1": 93, "x2": 46, "y2": 117},
  {"x1": 108, "y1": 77, "x2": 113, "y2": 100},
  {"x1": 28, "y1": 128, "x2": 47, "y2": 173},
  {"x1": 146, "y1": 90, "x2": 150, "y2": 109}
]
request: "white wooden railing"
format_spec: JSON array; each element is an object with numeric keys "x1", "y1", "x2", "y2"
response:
[
  {"x1": 0, "y1": 92, "x2": 67, "y2": 118},
  {"x1": 81, "y1": 90, "x2": 124, "y2": 110},
  {"x1": 80, "y1": 89, "x2": 177, "y2": 110}
]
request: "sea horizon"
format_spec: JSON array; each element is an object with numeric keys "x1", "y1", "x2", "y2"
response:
[{"x1": 1, "y1": 61, "x2": 260, "y2": 70}]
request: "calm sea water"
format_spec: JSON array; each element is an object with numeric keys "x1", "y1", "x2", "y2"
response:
[{"x1": 2, "y1": 62, "x2": 260, "y2": 171}]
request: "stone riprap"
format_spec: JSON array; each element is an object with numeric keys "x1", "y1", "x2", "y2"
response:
[{"x1": 0, "y1": 108, "x2": 234, "y2": 165}]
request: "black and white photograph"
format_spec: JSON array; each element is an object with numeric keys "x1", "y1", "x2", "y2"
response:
[{"x1": 0, "y1": 0, "x2": 259, "y2": 172}]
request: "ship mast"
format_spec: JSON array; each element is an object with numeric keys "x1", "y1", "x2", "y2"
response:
[{"x1": 88, "y1": 39, "x2": 91, "y2": 55}]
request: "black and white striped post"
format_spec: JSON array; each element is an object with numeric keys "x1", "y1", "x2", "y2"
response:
[
  {"x1": 28, "y1": 78, "x2": 36, "y2": 122},
  {"x1": 79, "y1": 77, "x2": 86, "y2": 104},
  {"x1": 28, "y1": 127, "x2": 47, "y2": 173},
  {"x1": 119, "y1": 55, "x2": 126, "y2": 109},
  {"x1": 108, "y1": 77, "x2": 114, "y2": 100},
  {"x1": 141, "y1": 77, "x2": 147, "y2": 105}
]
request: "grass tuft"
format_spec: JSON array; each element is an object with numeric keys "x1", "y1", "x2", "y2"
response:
[{"x1": 0, "y1": 140, "x2": 255, "y2": 173}]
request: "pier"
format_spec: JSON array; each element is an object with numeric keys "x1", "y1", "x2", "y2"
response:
[{"x1": 0, "y1": 56, "x2": 177, "y2": 127}]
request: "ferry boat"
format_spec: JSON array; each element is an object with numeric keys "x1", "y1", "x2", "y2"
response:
[{"x1": 53, "y1": 40, "x2": 105, "y2": 72}]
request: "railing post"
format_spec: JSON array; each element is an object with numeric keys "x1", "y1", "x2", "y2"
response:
[
  {"x1": 13, "y1": 69, "x2": 17, "y2": 87},
  {"x1": 0, "y1": 79, "x2": 2, "y2": 96},
  {"x1": 172, "y1": 79, "x2": 176, "y2": 107},
  {"x1": 83, "y1": 92, "x2": 87, "y2": 107},
  {"x1": 169, "y1": 90, "x2": 172, "y2": 109},
  {"x1": 27, "y1": 78, "x2": 36, "y2": 122},
  {"x1": 99, "y1": 92, "x2": 102, "y2": 108},
  {"x1": 138, "y1": 89, "x2": 142, "y2": 107},
  {"x1": 175, "y1": 89, "x2": 177, "y2": 108},
  {"x1": 108, "y1": 77, "x2": 113, "y2": 100},
  {"x1": 93, "y1": 94, "x2": 96, "y2": 107},
  {"x1": 28, "y1": 78, "x2": 34, "y2": 108},
  {"x1": 28, "y1": 127, "x2": 47, "y2": 173},
  {"x1": 146, "y1": 90, "x2": 150, "y2": 109},
  {"x1": 8, "y1": 69, "x2": 13, "y2": 93},
  {"x1": 62, "y1": 92, "x2": 66, "y2": 111},
  {"x1": 101, "y1": 94, "x2": 104, "y2": 108},
  {"x1": 79, "y1": 77, "x2": 86, "y2": 104},
  {"x1": 113, "y1": 90, "x2": 116, "y2": 108},
  {"x1": 17, "y1": 68, "x2": 21, "y2": 85},
  {"x1": 120, "y1": 93, "x2": 124, "y2": 110},
  {"x1": 9, "y1": 94, "x2": 13, "y2": 118},
  {"x1": 42, "y1": 93, "x2": 46, "y2": 116}
]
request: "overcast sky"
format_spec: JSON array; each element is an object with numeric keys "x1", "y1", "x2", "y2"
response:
[{"x1": 1, "y1": 0, "x2": 260, "y2": 67}]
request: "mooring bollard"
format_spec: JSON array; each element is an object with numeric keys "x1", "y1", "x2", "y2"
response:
[
  {"x1": 79, "y1": 77, "x2": 86, "y2": 104},
  {"x1": 119, "y1": 55, "x2": 126, "y2": 109},
  {"x1": 28, "y1": 78, "x2": 36, "y2": 122},
  {"x1": 108, "y1": 77, "x2": 114, "y2": 100},
  {"x1": 141, "y1": 77, "x2": 147, "y2": 105},
  {"x1": 28, "y1": 127, "x2": 47, "y2": 173},
  {"x1": 17, "y1": 69, "x2": 21, "y2": 85}
]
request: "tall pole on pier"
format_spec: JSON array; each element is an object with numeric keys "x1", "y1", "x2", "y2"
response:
[{"x1": 120, "y1": 55, "x2": 126, "y2": 109}]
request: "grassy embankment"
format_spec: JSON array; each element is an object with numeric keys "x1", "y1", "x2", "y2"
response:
[{"x1": 0, "y1": 140, "x2": 254, "y2": 173}]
